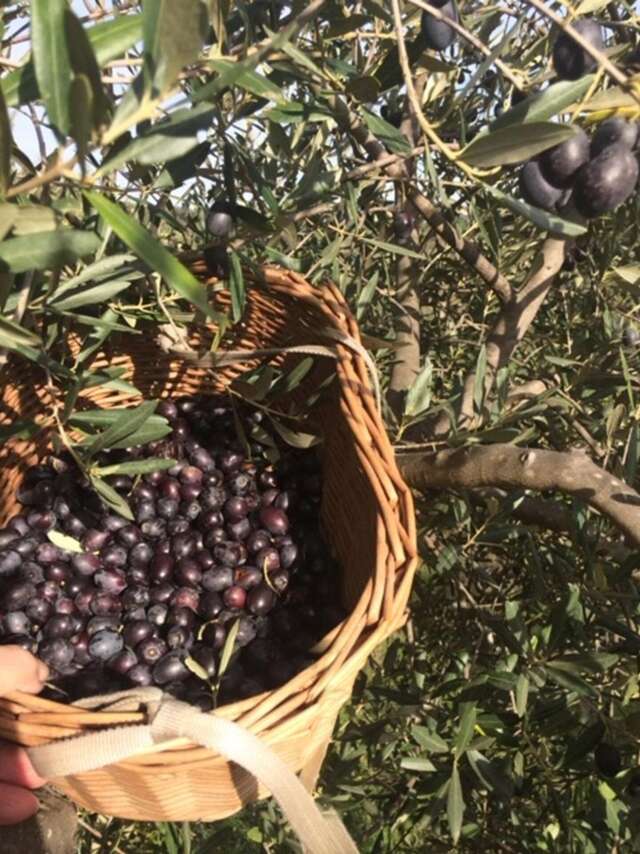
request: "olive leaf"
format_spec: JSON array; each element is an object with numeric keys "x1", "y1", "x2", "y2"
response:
[{"x1": 47, "y1": 531, "x2": 84, "y2": 554}]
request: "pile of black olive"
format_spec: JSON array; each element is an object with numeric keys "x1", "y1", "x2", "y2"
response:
[{"x1": 0, "y1": 397, "x2": 345, "y2": 711}]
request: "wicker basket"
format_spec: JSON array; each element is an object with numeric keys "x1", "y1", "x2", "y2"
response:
[{"x1": 0, "y1": 262, "x2": 417, "y2": 822}]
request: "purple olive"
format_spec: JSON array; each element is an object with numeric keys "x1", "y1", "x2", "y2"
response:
[
  {"x1": 201, "y1": 566, "x2": 233, "y2": 592},
  {"x1": 167, "y1": 625, "x2": 193, "y2": 650},
  {"x1": 171, "y1": 587, "x2": 200, "y2": 612},
  {"x1": 89, "y1": 629, "x2": 123, "y2": 661},
  {"x1": 82, "y1": 529, "x2": 110, "y2": 551},
  {"x1": 141, "y1": 518, "x2": 167, "y2": 539},
  {"x1": 101, "y1": 545, "x2": 128, "y2": 568},
  {"x1": 247, "y1": 584, "x2": 277, "y2": 616},
  {"x1": 167, "y1": 607, "x2": 196, "y2": 630},
  {"x1": 91, "y1": 593, "x2": 122, "y2": 617},
  {"x1": 137, "y1": 637, "x2": 167, "y2": 665},
  {"x1": 94, "y1": 568, "x2": 127, "y2": 594},
  {"x1": 198, "y1": 591, "x2": 223, "y2": 620},
  {"x1": 259, "y1": 507, "x2": 289, "y2": 536},
  {"x1": 234, "y1": 566, "x2": 262, "y2": 590},
  {"x1": 153, "y1": 653, "x2": 189, "y2": 685},
  {"x1": 127, "y1": 664, "x2": 153, "y2": 686},
  {"x1": 223, "y1": 585, "x2": 246, "y2": 610},
  {"x1": 147, "y1": 603, "x2": 169, "y2": 627},
  {"x1": 247, "y1": 530, "x2": 271, "y2": 554},
  {"x1": 108, "y1": 648, "x2": 138, "y2": 675},
  {"x1": 175, "y1": 558, "x2": 202, "y2": 588},
  {"x1": 123, "y1": 620, "x2": 155, "y2": 647}
]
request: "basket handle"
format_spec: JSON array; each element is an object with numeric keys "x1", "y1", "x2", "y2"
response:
[{"x1": 27, "y1": 691, "x2": 358, "y2": 854}]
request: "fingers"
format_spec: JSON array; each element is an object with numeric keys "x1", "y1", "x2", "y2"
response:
[
  {"x1": 0, "y1": 782, "x2": 39, "y2": 825},
  {"x1": 0, "y1": 647, "x2": 49, "y2": 696},
  {"x1": 0, "y1": 742, "x2": 46, "y2": 788}
]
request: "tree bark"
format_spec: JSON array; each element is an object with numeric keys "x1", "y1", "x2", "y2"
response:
[{"x1": 399, "y1": 444, "x2": 640, "y2": 547}]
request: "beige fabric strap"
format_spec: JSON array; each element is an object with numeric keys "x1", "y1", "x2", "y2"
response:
[{"x1": 27, "y1": 691, "x2": 358, "y2": 854}]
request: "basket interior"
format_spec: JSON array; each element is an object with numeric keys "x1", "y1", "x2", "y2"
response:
[{"x1": 0, "y1": 277, "x2": 375, "y2": 613}]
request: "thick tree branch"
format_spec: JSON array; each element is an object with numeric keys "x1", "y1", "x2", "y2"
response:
[
  {"x1": 399, "y1": 444, "x2": 640, "y2": 547},
  {"x1": 428, "y1": 236, "x2": 566, "y2": 437}
]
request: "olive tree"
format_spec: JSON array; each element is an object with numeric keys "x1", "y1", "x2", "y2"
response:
[{"x1": 1, "y1": 1, "x2": 640, "y2": 851}]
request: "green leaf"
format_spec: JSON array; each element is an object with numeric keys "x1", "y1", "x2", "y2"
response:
[
  {"x1": 2, "y1": 15, "x2": 143, "y2": 109},
  {"x1": 447, "y1": 764, "x2": 465, "y2": 844},
  {"x1": 97, "y1": 105, "x2": 216, "y2": 177},
  {"x1": 31, "y1": 0, "x2": 72, "y2": 135},
  {"x1": 515, "y1": 673, "x2": 529, "y2": 717},
  {"x1": 1, "y1": 203, "x2": 59, "y2": 236},
  {"x1": 85, "y1": 400, "x2": 159, "y2": 457},
  {"x1": 543, "y1": 664, "x2": 597, "y2": 697},
  {"x1": 89, "y1": 475, "x2": 134, "y2": 520},
  {"x1": 467, "y1": 750, "x2": 514, "y2": 800},
  {"x1": 209, "y1": 59, "x2": 286, "y2": 103},
  {"x1": 411, "y1": 726, "x2": 450, "y2": 753},
  {"x1": 47, "y1": 531, "x2": 84, "y2": 554},
  {"x1": 404, "y1": 358, "x2": 433, "y2": 418},
  {"x1": 51, "y1": 254, "x2": 138, "y2": 298},
  {"x1": 229, "y1": 250, "x2": 245, "y2": 322},
  {"x1": 491, "y1": 77, "x2": 595, "y2": 131},
  {"x1": 143, "y1": 0, "x2": 208, "y2": 95},
  {"x1": 0, "y1": 314, "x2": 41, "y2": 348},
  {"x1": 65, "y1": 9, "x2": 111, "y2": 131},
  {"x1": 269, "y1": 417, "x2": 320, "y2": 449},
  {"x1": 473, "y1": 345, "x2": 488, "y2": 413},
  {"x1": 153, "y1": 141, "x2": 211, "y2": 190},
  {"x1": 94, "y1": 458, "x2": 177, "y2": 477},
  {"x1": 0, "y1": 85, "x2": 12, "y2": 196},
  {"x1": 400, "y1": 757, "x2": 436, "y2": 772},
  {"x1": 84, "y1": 191, "x2": 214, "y2": 317},
  {"x1": 185, "y1": 656, "x2": 210, "y2": 682},
  {"x1": 484, "y1": 184, "x2": 587, "y2": 237},
  {"x1": 455, "y1": 703, "x2": 477, "y2": 760},
  {"x1": 0, "y1": 230, "x2": 100, "y2": 274},
  {"x1": 50, "y1": 277, "x2": 133, "y2": 311},
  {"x1": 361, "y1": 109, "x2": 412, "y2": 155},
  {"x1": 0, "y1": 420, "x2": 41, "y2": 443},
  {"x1": 462, "y1": 123, "x2": 577, "y2": 168},
  {"x1": 218, "y1": 618, "x2": 240, "y2": 678},
  {"x1": 69, "y1": 74, "x2": 93, "y2": 165}
]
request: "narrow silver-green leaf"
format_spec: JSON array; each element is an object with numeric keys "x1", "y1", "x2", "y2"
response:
[
  {"x1": 484, "y1": 185, "x2": 587, "y2": 237},
  {"x1": 462, "y1": 122, "x2": 577, "y2": 168},
  {"x1": 47, "y1": 531, "x2": 84, "y2": 554},
  {"x1": 185, "y1": 656, "x2": 210, "y2": 682},
  {"x1": 94, "y1": 458, "x2": 176, "y2": 477},
  {"x1": 411, "y1": 726, "x2": 450, "y2": 753},
  {"x1": 454, "y1": 703, "x2": 477, "y2": 760},
  {"x1": 491, "y1": 77, "x2": 595, "y2": 131},
  {"x1": 515, "y1": 673, "x2": 529, "y2": 717},
  {"x1": 0, "y1": 85, "x2": 12, "y2": 195},
  {"x1": 97, "y1": 105, "x2": 215, "y2": 177},
  {"x1": 0, "y1": 230, "x2": 100, "y2": 274},
  {"x1": 229, "y1": 250, "x2": 245, "y2": 322},
  {"x1": 89, "y1": 475, "x2": 134, "y2": 521},
  {"x1": 144, "y1": 0, "x2": 208, "y2": 95},
  {"x1": 31, "y1": 0, "x2": 72, "y2": 135},
  {"x1": 404, "y1": 358, "x2": 433, "y2": 418},
  {"x1": 361, "y1": 109, "x2": 412, "y2": 155},
  {"x1": 209, "y1": 59, "x2": 285, "y2": 103},
  {"x1": 86, "y1": 400, "x2": 158, "y2": 457},
  {"x1": 447, "y1": 764, "x2": 465, "y2": 844},
  {"x1": 50, "y1": 278, "x2": 133, "y2": 311},
  {"x1": 400, "y1": 757, "x2": 436, "y2": 773},
  {"x1": 218, "y1": 618, "x2": 240, "y2": 678},
  {"x1": 69, "y1": 74, "x2": 93, "y2": 165},
  {"x1": 84, "y1": 191, "x2": 214, "y2": 317},
  {"x1": 65, "y1": 9, "x2": 111, "y2": 131},
  {"x1": 2, "y1": 15, "x2": 143, "y2": 108}
]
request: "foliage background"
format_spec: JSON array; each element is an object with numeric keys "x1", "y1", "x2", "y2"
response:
[{"x1": 1, "y1": 0, "x2": 640, "y2": 851}]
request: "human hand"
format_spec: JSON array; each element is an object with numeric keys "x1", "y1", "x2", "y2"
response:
[{"x1": 0, "y1": 646, "x2": 49, "y2": 824}]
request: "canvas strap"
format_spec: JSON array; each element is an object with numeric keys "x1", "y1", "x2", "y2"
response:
[{"x1": 27, "y1": 688, "x2": 358, "y2": 854}]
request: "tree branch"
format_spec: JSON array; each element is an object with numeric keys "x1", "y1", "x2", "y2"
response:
[
  {"x1": 323, "y1": 92, "x2": 513, "y2": 304},
  {"x1": 399, "y1": 444, "x2": 640, "y2": 547}
]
